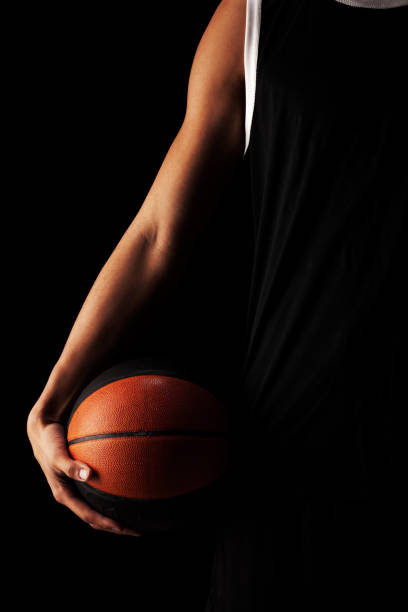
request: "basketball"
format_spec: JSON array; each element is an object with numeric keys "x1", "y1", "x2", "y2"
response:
[{"x1": 66, "y1": 356, "x2": 230, "y2": 533}]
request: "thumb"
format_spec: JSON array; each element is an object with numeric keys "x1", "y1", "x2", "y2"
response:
[{"x1": 55, "y1": 453, "x2": 92, "y2": 482}]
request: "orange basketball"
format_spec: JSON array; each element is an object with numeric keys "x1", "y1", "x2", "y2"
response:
[{"x1": 66, "y1": 357, "x2": 230, "y2": 533}]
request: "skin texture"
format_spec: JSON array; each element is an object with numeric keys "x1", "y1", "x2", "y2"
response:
[{"x1": 27, "y1": 0, "x2": 246, "y2": 536}]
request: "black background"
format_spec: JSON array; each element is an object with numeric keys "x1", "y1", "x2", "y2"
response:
[
  {"x1": 13, "y1": 1, "x2": 405, "y2": 606},
  {"x1": 15, "y1": 2, "x2": 252, "y2": 610}
]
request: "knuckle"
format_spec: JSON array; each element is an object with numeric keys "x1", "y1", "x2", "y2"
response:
[
  {"x1": 52, "y1": 488, "x2": 64, "y2": 504},
  {"x1": 83, "y1": 515, "x2": 95, "y2": 525},
  {"x1": 89, "y1": 522, "x2": 103, "y2": 531},
  {"x1": 51, "y1": 466, "x2": 66, "y2": 482},
  {"x1": 64, "y1": 464, "x2": 76, "y2": 479},
  {"x1": 50, "y1": 457, "x2": 64, "y2": 476},
  {"x1": 49, "y1": 451, "x2": 68, "y2": 470},
  {"x1": 52, "y1": 461, "x2": 74, "y2": 480}
]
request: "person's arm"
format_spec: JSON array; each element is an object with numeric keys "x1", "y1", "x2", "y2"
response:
[{"x1": 27, "y1": 0, "x2": 247, "y2": 536}]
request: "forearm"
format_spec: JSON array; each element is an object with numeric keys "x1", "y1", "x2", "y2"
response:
[
  {"x1": 33, "y1": 91, "x2": 243, "y2": 423},
  {"x1": 35, "y1": 222, "x2": 178, "y2": 423}
]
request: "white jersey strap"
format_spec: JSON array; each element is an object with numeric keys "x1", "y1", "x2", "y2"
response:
[
  {"x1": 243, "y1": 0, "x2": 407, "y2": 158},
  {"x1": 243, "y1": 0, "x2": 262, "y2": 158},
  {"x1": 334, "y1": 1, "x2": 408, "y2": 7}
]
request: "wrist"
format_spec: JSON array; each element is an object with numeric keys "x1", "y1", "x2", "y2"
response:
[{"x1": 33, "y1": 361, "x2": 83, "y2": 423}]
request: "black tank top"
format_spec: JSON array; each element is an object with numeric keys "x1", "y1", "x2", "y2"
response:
[
  {"x1": 206, "y1": 0, "x2": 407, "y2": 607},
  {"x1": 226, "y1": 0, "x2": 408, "y2": 498}
]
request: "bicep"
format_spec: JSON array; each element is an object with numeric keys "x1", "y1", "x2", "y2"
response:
[{"x1": 184, "y1": 0, "x2": 246, "y2": 153}]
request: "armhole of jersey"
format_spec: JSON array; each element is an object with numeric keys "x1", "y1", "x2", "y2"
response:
[{"x1": 243, "y1": 0, "x2": 262, "y2": 158}]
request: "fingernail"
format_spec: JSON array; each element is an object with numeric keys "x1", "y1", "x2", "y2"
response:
[{"x1": 79, "y1": 468, "x2": 89, "y2": 481}]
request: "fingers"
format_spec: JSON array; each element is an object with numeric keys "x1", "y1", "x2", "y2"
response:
[
  {"x1": 48, "y1": 470, "x2": 143, "y2": 536},
  {"x1": 31, "y1": 422, "x2": 143, "y2": 536},
  {"x1": 53, "y1": 452, "x2": 92, "y2": 484},
  {"x1": 50, "y1": 440, "x2": 143, "y2": 535},
  {"x1": 41, "y1": 422, "x2": 94, "y2": 484}
]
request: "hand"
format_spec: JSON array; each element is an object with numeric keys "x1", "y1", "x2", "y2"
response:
[{"x1": 27, "y1": 404, "x2": 143, "y2": 537}]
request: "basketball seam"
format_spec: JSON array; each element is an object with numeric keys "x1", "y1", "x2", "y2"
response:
[{"x1": 68, "y1": 430, "x2": 227, "y2": 445}]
